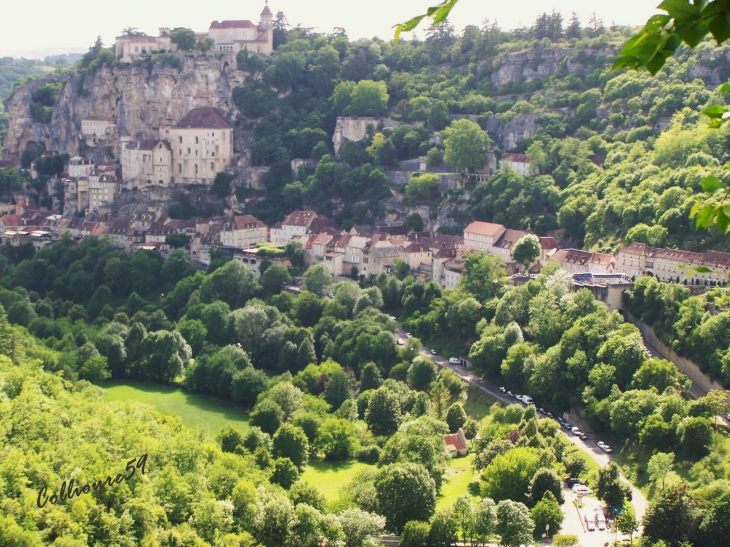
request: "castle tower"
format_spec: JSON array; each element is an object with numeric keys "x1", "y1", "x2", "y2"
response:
[{"x1": 260, "y1": 1, "x2": 273, "y2": 54}]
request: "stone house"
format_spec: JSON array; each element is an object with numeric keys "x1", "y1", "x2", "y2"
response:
[
  {"x1": 463, "y1": 221, "x2": 506, "y2": 253},
  {"x1": 499, "y1": 152, "x2": 532, "y2": 176},
  {"x1": 121, "y1": 138, "x2": 173, "y2": 187},
  {"x1": 219, "y1": 215, "x2": 268, "y2": 248},
  {"x1": 443, "y1": 428, "x2": 469, "y2": 457},
  {"x1": 165, "y1": 107, "x2": 233, "y2": 184}
]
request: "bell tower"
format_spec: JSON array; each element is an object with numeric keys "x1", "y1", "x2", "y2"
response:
[{"x1": 260, "y1": 1, "x2": 274, "y2": 54}]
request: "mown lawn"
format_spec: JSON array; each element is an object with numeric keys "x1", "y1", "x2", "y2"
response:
[
  {"x1": 462, "y1": 385, "x2": 499, "y2": 428},
  {"x1": 300, "y1": 460, "x2": 376, "y2": 501},
  {"x1": 103, "y1": 380, "x2": 250, "y2": 438},
  {"x1": 437, "y1": 453, "x2": 479, "y2": 509}
]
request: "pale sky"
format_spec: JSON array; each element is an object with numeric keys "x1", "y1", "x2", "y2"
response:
[{"x1": 1, "y1": 0, "x2": 662, "y2": 59}]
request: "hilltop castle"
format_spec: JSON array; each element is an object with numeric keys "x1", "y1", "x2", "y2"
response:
[{"x1": 115, "y1": 2, "x2": 273, "y2": 61}]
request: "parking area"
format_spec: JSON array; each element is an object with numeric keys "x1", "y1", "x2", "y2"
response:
[{"x1": 556, "y1": 489, "x2": 622, "y2": 547}]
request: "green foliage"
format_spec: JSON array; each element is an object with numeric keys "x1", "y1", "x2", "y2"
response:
[
  {"x1": 375, "y1": 463, "x2": 436, "y2": 533},
  {"x1": 442, "y1": 118, "x2": 491, "y2": 172},
  {"x1": 170, "y1": 28, "x2": 197, "y2": 51}
]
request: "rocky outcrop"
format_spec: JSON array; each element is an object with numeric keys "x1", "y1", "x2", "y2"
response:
[
  {"x1": 487, "y1": 47, "x2": 616, "y2": 87},
  {"x1": 2, "y1": 53, "x2": 247, "y2": 164}
]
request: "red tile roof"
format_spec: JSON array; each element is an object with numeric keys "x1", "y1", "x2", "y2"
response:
[
  {"x1": 174, "y1": 107, "x2": 231, "y2": 129},
  {"x1": 443, "y1": 430, "x2": 468, "y2": 452},
  {"x1": 226, "y1": 215, "x2": 266, "y2": 231}
]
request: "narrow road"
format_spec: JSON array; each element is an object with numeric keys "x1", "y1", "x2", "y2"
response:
[{"x1": 397, "y1": 327, "x2": 650, "y2": 523}]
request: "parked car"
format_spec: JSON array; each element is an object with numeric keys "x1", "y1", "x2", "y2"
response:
[
  {"x1": 584, "y1": 515, "x2": 596, "y2": 531},
  {"x1": 565, "y1": 477, "x2": 583, "y2": 487},
  {"x1": 546, "y1": 411, "x2": 555, "y2": 418},
  {"x1": 499, "y1": 386, "x2": 506, "y2": 393},
  {"x1": 448, "y1": 357, "x2": 459, "y2": 365},
  {"x1": 397, "y1": 338, "x2": 404, "y2": 345},
  {"x1": 405, "y1": 332, "x2": 412, "y2": 338},
  {"x1": 521, "y1": 395, "x2": 534, "y2": 405},
  {"x1": 571, "y1": 426, "x2": 581, "y2": 435},
  {"x1": 507, "y1": 391, "x2": 515, "y2": 398},
  {"x1": 430, "y1": 349, "x2": 437, "y2": 355},
  {"x1": 578, "y1": 433, "x2": 588, "y2": 440},
  {"x1": 597, "y1": 442, "x2": 612, "y2": 453},
  {"x1": 595, "y1": 512, "x2": 606, "y2": 531},
  {"x1": 538, "y1": 407, "x2": 545, "y2": 414}
]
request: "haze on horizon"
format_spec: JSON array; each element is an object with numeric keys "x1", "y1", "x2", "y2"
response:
[{"x1": 2, "y1": 0, "x2": 661, "y2": 59}]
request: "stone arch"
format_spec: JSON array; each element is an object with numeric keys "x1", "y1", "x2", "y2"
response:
[{"x1": 221, "y1": 60, "x2": 230, "y2": 74}]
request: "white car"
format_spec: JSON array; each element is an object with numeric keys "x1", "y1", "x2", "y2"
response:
[
  {"x1": 448, "y1": 357, "x2": 459, "y2": 365},
  {"x1": 571, "y1": 426, "x2": 582, "y2": 435},
  {"x1": 405, "y1": 332, "x2": 412, "y2": 338},
  {"x1": 397, "y1": 338, "x2": 404, "y2": 345}
]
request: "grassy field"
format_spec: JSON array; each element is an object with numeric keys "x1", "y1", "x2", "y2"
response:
[
  {"x1": 462, "y1": 385, "x2": 499, "y2": 428},
  {"x1": 437, "y1": 453, "x2": 479, "y2": 509},
  {"x1": 300, "y1": 460, "x2": 376, "y2": 501},
  {"x1": 103, "y1": 380, "x2": 250, "y2": 438}
]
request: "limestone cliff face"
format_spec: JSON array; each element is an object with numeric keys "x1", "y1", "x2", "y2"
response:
[
  {"x1": 487, "y1": 47, "x2": 616, "y2": 87},
  {"x1": 2, "y1": 54, "x2": 247, "y2": 164}
]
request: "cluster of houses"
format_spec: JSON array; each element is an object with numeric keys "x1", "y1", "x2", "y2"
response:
[
  {"x1": 114, "y1": 3, "x2": 274, "y2": 61},
  {"x1": 3, "y1": 202, "x2": 729, "y2": 289},
  {"x1": 50, "y1": 106, "x2": 235, "y2": 216}
]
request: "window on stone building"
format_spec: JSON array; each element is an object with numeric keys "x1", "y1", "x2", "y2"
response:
[
  {"x1": 179, "y1": 136, "x2": 182, "y2": 143},
  {"x1": 195, "y1": 137, "x2": 199, "y2": 144},
  {"x1": 210, "y1": 162, "x2": 214, "y2": 170},
  {"x1": 178, "y1": 164, "x2": 182, "y2": 173}
]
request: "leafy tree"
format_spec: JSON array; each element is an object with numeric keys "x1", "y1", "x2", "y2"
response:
[
  {"x1": 596, "y1": 463, "x2": 631, "y2": 510},
  {"x1": 528, "y1": 468, "x2": 564, "y2": 506},
  {"x1": 428, "y1": 100, "x2": 450, "y2": 130},
  {"x1": 315, "y1": 416, "x2": 361, "y2": 460},
  {"x1": 360, "y1": 362, "x2": 383, "y2": 392},
  {"x1": 270, "y1": 457, "x2": 300, "y2": 489},
  {"x1": 393, "y1": 258, "x2": 410, "y2": 280},
  {"x1": 678, "y1": 416, "x2": 713, "y2": 459},
  {"x1": 407, "y1": 355, "x2": 438, "y2": 391},
  {"x1": 302, "y1": 264, "x2": 333, "y2": 297},
  {"x1": 250, "y1": 398, "x2": 285, "y2": 435},
  {"x1": 218, "y1": 425, "x2": 245, "y2": 453},
  {"x1": 427, "y1": 508, "x2": 458, "y2": 547},
  {"x1": 266, "y1": 382, "x2": 303, "y2": 419},
  {"x1": 323, "y1": 369, "x2": 354, "y2": 410},
  {"x1": 350, "y1": 80, "x2": 389, "y2": 117},
  {"x1": 200, "y1": 260, "x2": 258, "y2": 309},
  {"x1": 273, "y1": 423, "x2": 309, "y2": 468},
  {"x1": 616, "y1": 511, "x2": 640, "y2": 543},
  {"x1": 263, "y1": 265, "x2": 291, "y2": 294},
  {"x1": 495, "y1": 500, "x2": 535, "y2": 547},
  {"x1": 338, "y1": 508, "x2": 386, "y2": 547},
  {"x1": 481, "y1": 447, "x2": 543, "y2": 503},
  {"x1": 563, "y1": 453, "x2": 588, "y2": 478},
  {"x1": 365, "y1": 386, "x2": 402, "y2": 436},
  {"x1": 511, "y1": 235, "x2": 542, "y2": 272},
  {"x1": 210, "y1": 172, "x2": 235, "y2": 198},
  {"x1": 399, "y1": 520, "x2": 430, "y2": 547},
  {"x1": 375, "y1": 463, "x2": 436, "y2": 534},
  {"x1": 176, "y1": 319, "x2": 207, "y2": 356},
  {"x1": 285, "y1": 239, "x2": 306, "y2": 271},
  {"x1": 643, "y1": 484, "x2": 702, "y2": 547},
  {"x1": 405, "y1": 174, "x2": 440, "y2": 204},
  {"x1": 170, "y1": 28, "x2": 197, "y2": 51},
  {"x1": 530, "y1": 491, "x2": 562, "y2": 540},
  {"x1": 135, "y1": 330, "x2": 191, "y2": 383},
  {"x1": 699, "y1": 490, "x2": 730, "y2": 547},
  {"x1": 165, "y1": 233, "x2": 191, "y2": 249},
  {"x1": 441, "y1": 119, "x2": 491, "y2": 173},
  {"x1": 445, "y1": 403, "x2": 467, "y2": 434}
]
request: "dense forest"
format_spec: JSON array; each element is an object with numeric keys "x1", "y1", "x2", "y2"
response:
[{"x1": 0, "y1": 223, "x2": 728, "y2": 545}]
